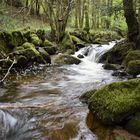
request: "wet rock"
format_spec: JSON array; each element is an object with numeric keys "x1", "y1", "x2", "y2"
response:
[
  {"x1": 125, "y1": 112, "x2": 140, "y2": 137},
  {"x1": 38, "y1": 47, "x2": 51, "y2": 64},
  {"x1": 126, "y1": 60, "x2": 140, "y2": 77},
  {"x1": 99, "y1": 40, "x2": 134, "y2": 64},
  {"x1": 103, "y1": 64, "x2": 119, "y2": 70},
  {"x1": 112, "y1": 70, "x2": 127, "y2": 77},
  {"x1": 77, "y1": 54, "x2": 84, "y2": 59},
  {"x1": 88, "y1": 78, "x2": 140, "y2": 125},
  {"x1": 54, "y1": 54, "x2": 81, "y2": 65},
  {"x1": 123, "y1": 50, "x2": 140, "y2": 66},
  {"x1": 44, "y1": 46, "x2": 57, "y2": 55},
  {"x1": 64, "y1": 49, "x2": 75, "y2": 55}
]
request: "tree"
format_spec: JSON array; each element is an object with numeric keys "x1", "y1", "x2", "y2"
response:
[
  {"x1": 123, "y1": 0, "x2": 139, "y2": 46},
  {"x1": 42, "y1": 0, "x2": 74, "y2": 42}
]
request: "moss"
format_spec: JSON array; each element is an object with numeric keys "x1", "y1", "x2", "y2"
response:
[
  {"x1": 36, "y1": 29, "x2": 45, "y2": 39},
  {"x1": 43, "y1": 39, "x2": 54, "y2": 46},
  {"x1": 0, "y1": 31, "x2": 14, "y2": 53},
  {"x1": 60, "y1": 32, "x2": 75, "y2": 53},
  {"x1": 80, "y1": 90, "x2": 96, "y2": 103},
  {"x1": 38, "y1": 47, "x2": 51, "y2": 64},
  {"x1": 127, "y1": 60, "x2": 140, "y2": 76},
  {"x1": 44, "y1": 46, "x2": 57, "y2": 55},
  {"x1": 123, "y1": 50, "x2": 140, "y2": 66},
  {"x1": 100, "y1": 40, "x2": 134, "y2": 64},
  {"x1": 30, "y1": 33, "x2": 41, "y2": 46},
  {"x1": 54, "y1": 54, "x2": 81, "y2": 65},
  {"x1": 88, "y1": 78, "x2": 140, "y2": 125},
  {"x1": 71, "y1": 35, "x2": 83, "y2": 44},
  {"x1": 12, "y1": 31, "x2": 26, "y2": 47}
]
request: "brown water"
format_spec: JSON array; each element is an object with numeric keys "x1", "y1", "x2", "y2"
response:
[{"x1": 0, "y1": 43, "x2": 119, "y2": 140}]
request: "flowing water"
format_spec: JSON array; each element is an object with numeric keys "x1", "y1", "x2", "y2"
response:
[{"x1": 0, "y1": 42, "x2": 119, "y2": 140}]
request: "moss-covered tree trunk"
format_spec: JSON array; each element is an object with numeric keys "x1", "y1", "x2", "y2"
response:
[{"x1": 123, "y1": 0, "x2": 140, "y2": 47}]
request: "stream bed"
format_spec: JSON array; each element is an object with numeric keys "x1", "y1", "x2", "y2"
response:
[{"x1": 0, "y1": 42, "x2": 120, "y2": 140}]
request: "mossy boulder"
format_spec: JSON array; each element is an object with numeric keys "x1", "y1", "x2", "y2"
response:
[
  {"x1": 12, "y1": 31, "x2": 26, "y2": 47},
  {"x1": 127, "y1": 60, "x2": 140, "y2": 76},
  {"x1": 88, "y1": 78, "x2": 140, "y2": 125},
  {"x1": 60, "y1": 32, "x2": 75, "y2": 52},
  {"x1": 44, "y1": 46, "x2": 57, "y2": 55},
  {"x1": 43, "y1": 39, "x2": 54, "y2": 46},
  {"x1": 10, "y1": 42, "x2": 48, "y2": 67},
  {"x1": 38, "y1": 47, "x2": 51, "y2": 64},
  {"x1": 123, "y1": 50, "x2": 140, "y2": 66},
  {"x1": 0, "y1": 31, "x2": 14, "y2": 53},
  {"x1": 54, "y1": 54, "x2": 81, "y2": 65},
  {"x1": 99, "y1": 41, "x2": 134, "y2": 64},
  {"x1": 30, "y1": 34, "x2": 41, "y2": 46}
]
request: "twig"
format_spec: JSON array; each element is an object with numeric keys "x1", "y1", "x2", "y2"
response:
[{"x1": 0, "y1": 58, "x2": 17, "y2": 83}]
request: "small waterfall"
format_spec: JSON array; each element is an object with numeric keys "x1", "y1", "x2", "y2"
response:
[{"x1": 74, "y1": 41, "x2": 116, "y2": 63}]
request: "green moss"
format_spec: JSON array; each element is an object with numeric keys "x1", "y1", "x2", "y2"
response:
[
  {"x1": 100, "y1": 40, "x2": 134, "y2": 64},
  {"x1": 43, "y1": 39, "x2": 54, "y2": 46},
  {"x1": 60, "y1": 32, "x2": 75, "y2": 52},
  {"x1": 123, "y1": 50, "x2": 140, "y2": 66},
  {"x1": 38, "y1": 47, "x2": 51, "y2": 64},
  {"x1": 88, "y1": 78, "x2": 140, "y2": 124},
  {"x1": 30, "y1": 33, "x2": 41, "y2": 46},
  {"x1": 12, "y1": 31, "x2": 26, "y2": 47},
  {"x1": 44, "y1": 46, "x2": 57, "y2": 55},
  {"x1": 127, "y1": 60, "x2": 140, "y2": 76},
  {"x1": 71, "y1": 35, "x2": 83, "y2": 44},
  {"x1": 54, "y1": 54, "x2": 81, "y2": 65}
]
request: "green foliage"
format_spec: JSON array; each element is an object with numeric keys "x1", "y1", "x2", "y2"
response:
[{"x1": 88, "y1": 78, "x2": 140, "y2": 124}]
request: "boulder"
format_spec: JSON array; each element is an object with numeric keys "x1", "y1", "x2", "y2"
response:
[
  {"x1": 88, "y1": 78, "x2": 140, "y2": 125},
  {"x1": 12, "y1": 31, "x2": 26, "y2": 47},
  {"x1": 43, "y1": 39, "x2": 55, "y2": 46},
  {"x1": 44, "y1": 46, "x2": 57, "y2": 55},
  {"x1": 9, "y1": 42, "x2": 49, "y2": 67},
  {"x1": 77, "y1": 54, "x2": 84, "y2": 59},
  {"x1": 99, "y1": 40, "x2": 134, "y2": 64},
  {"x1": 54, "y1": 54, "x2": 81, "y2": 65},
  {"x1": 38, "y1": 47, "x2": 51, "y2": 64},
  {"x1": 123, "y1": 50, "x2": 140, "y2": 66},
  {"x1": 127, "y1": 60, "x2": 140, "y2": 76},
  {"x1": 30, "y1": 33, "x2": 41, "y2": 46},
  {"x1": 103, "y1": 64, "x2": 118, "y2": 70},
  {"x1": 60, "y1": 32, "x2": 75, "y2": 53}
]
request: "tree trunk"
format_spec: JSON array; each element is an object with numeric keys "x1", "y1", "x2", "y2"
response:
[{"x1": 123, "y1": 0, "x2": 139, "y2": 44}]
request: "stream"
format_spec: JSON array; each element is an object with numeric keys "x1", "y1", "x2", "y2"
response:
[{"x1": 0, "y1": 42, "x2": 120, "y2": 140}]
